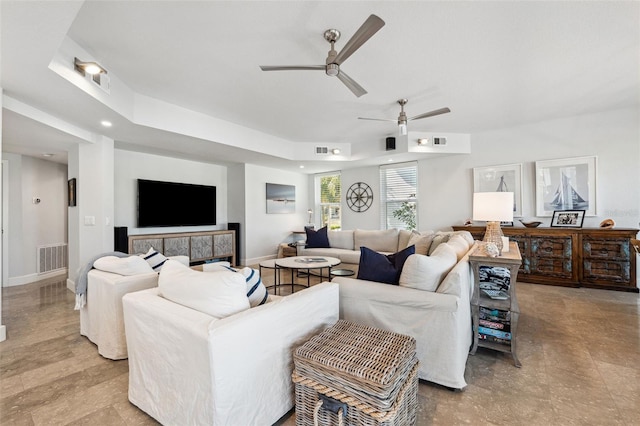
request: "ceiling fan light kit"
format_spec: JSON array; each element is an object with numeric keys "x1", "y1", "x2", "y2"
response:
[
  {"x1": 359, "y1": 98, "x2": 451, "y2": 135},
  {"x1": 259, "y1": 14, "x2": 385, "y2": 97}
]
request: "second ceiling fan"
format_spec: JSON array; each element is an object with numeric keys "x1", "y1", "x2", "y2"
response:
[
  {"x1": 359, "y1": 99, "x2": 451, "y2": 135},
  {"x1": 259, "y1": 15, "x2": 385, "y2": 97}
]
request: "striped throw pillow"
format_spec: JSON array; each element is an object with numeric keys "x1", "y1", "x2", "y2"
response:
[
  {"x1": 217, "y1": 265, "x2": 268, "y2": 307},
  {"x1": 140, "y1": 247, "x2": 168, "y2": 271}
]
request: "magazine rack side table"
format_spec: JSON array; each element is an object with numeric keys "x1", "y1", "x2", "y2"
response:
[{"x1": 469, "y1": 241, "x2": 523, "y2": 367}]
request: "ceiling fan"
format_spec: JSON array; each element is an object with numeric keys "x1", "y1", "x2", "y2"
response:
[
  {"x1": 259, "y1": 14, "x2": 385, "y2": 97},
  {"x1": 359, "y1": 99, "x2": 451, "y2": 135}
]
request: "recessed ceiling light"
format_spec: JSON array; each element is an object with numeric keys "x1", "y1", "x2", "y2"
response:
[
  {"x1": 331, "y1": 148, "x2": 341, "y2": 155},
  {"x1": 388, "y1": 158, "x2": 393, "y2": 162},
  {"x1": 101, "y1": 120, "x2": 112, "y2": 127},
  {"x1": 42, "y1": 153, "x2": 54, "y2": 157},
  {"x1": 299, "y1": 165, "x2": 305, "y2": 169}
]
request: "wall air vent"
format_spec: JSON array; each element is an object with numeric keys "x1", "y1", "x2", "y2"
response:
[
  {"x1": 433, "y1": 137, "x2": 447, "y2": 146},
  {"x1": 315, "y1": 146, "x2": 329, "y2": 154}
]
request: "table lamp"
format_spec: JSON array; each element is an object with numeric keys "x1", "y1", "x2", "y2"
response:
[{"x1": 473, "y1": 192, "x2": 514, "y2": 254}]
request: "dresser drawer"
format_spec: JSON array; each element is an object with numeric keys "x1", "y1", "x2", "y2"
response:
[
  {"x1": 583, "y1": 238, "x2": 630, "y2": 261},
  {"x1": 531, "y1": 237, "x2": 572, "y2": 259},
  {"x1": 530, "y1": 258, "x2": 573, "y2": 279},
  {"x1": 582, "y1": 260, "x2": 631, "y2": 283}
]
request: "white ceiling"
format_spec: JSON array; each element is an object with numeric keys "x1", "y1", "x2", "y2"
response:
[{"x1": 2, "y1": 1, "x2": 638, "y2": 173}]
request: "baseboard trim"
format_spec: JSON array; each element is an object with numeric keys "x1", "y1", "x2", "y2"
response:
[
  {"x1": 4, "y1": 269, "x2": 67, "y2": 287},
  {"x1": 244, "y1": 254, "x2": 276, "y2": 267},
  {"x1": 67, "y1": 278, "x2": 76, "y2": 292},
  {"x1": 0, "y1": 325, "x2": 6, "y2": 342}
]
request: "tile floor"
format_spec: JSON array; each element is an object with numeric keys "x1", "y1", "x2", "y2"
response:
[{"x1": 1, "y1": 271, "x2": 638, "y2": 425}]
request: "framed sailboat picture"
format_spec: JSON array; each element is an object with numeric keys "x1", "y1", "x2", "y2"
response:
[
  {"x1": 535, "y1": 156, "x2": 597, "y2": 217},
  {"x1": 473, "y1": 163, "x2": 523, "y2": 217}
]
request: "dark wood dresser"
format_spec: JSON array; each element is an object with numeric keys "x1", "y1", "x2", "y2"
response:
[{"x1": 453, "y1": 226, "x2": 639, "y2": 292}]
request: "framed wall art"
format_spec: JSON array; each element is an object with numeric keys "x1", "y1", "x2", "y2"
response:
[
  {"x1": 265, "y1": 183, "x2": 295, "y2": 214},
  {"x1": 68, "y1": 178, "x2": 77, "y2": 207},
  {"x1": 473, "y1": 163, "x2": 523, "y2": 217},
  {"x1": 550, "y1": 210, "x2": 585, "y2": 228},
  {"x1": 535, "y1": 156, "x2": 597, "y2": 217}
]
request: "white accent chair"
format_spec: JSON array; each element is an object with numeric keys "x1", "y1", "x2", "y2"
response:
[
  {"x1": 79, "y1": 256, "x2": 189, "y2": 360},
  {"x1": 123, "y1": 282, "x2": 339, "y2": 426}
]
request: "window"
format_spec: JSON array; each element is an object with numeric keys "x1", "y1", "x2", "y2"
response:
[
  {"x1": 315, "y1": 172, "x2": 341, "y2": 230},
  {"x1": 380, "y1": 162, "x2": 418, "y2": 230}
]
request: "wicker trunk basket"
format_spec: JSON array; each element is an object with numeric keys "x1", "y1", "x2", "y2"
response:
[{"x1": 293, "y1": 320, "x2": 418, "y2": 426}]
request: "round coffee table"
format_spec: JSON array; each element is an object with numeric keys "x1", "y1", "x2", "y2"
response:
[
  {"x1": 275, "y1": 256, "x2": 341, "y2": 293},
  {"x1": 330, "y1": 268, "x2": 355, "y2": 278},
  {"x1": 259, "y1": 259, "x2": 282, "y2": 295}
]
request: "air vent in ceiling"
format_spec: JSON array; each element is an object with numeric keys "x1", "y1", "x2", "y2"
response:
[{"x1": 315, "y1": 146, "x2": 329, "y2": 154}]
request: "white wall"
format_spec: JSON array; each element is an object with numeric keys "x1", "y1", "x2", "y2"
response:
[
  {"x1": 422, "y1": 108, "x2": 640, "y2": 231},
  {"x1": 68, "y1": 138, "x2": 115, "y2": 288},
  {"x1": 3, "y1": 153, "x2": 68, "y2": 284},
  {"x1": 114, "y1": 150, "x2": 228, "y2": 235},
  {"x1": 340, "y1": 167, "x2": 382, "y2": 231},
  {"x1": 244, "y1": 164, "x2": 309, "y2": 265},
  {"x1": 312, "y1": 108, "x2": 639, "y2": 234}
]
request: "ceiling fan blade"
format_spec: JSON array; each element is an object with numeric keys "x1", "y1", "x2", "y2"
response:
[
  {"x1": 409, "y1": 107, "x2": 451, "y2": 121},
  {"x1": 260, "y1": 65, "x2": 325, "y2": 71},
  {"x1": 334, "y1": 14, "x2": 385, "y2": 65},
  {"x1": 336, "y1": 71, "x2": 367, "y2": 97},
  {"x1": 357, "y1": 117, "x2": 397, "y2": 122}
]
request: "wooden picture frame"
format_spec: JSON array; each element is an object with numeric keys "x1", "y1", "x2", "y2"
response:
[
  {"x1": 473, "y1": 163, "x2": 523, "y2": 217},
  {"x1": 535, "y1": 156, "x2": 597, "y2": 217},
  {"x1": 550, "y1": 210, "x2": 585, "y2": 228},
  {"x1": 68, "y1": 178, "x2": 77, "y2": 207}
]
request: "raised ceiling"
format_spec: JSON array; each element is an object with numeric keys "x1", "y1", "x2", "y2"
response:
[{"x1": 2, "y1": 1, "x2": 638, "y2": 172}]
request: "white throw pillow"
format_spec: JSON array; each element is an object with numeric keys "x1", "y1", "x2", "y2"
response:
[
  {"x1": 399, "y1": 244, "x2": 458, "y2": 292},
  {"x1": 93, "y1": 255, "x2": 154, "y2": 276},
  {"x1": 201, "y1": 261, "x2": 232, "y2": 272},
  {"x1": 202, "y1": 265, "x2": 268, "y2": 308},
  {"x1": 158, "y1": 260, "x2": 250, "y2": 318},
  {"x1": 140, "y1": 247, "x2": 168, "y2": 271}
]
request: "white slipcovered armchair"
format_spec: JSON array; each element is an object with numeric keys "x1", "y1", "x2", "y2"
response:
[
  {"x1": 79, "y1": 255, "x2": 189, "y2": 360},
  {"x1": 123, "y1": 281, "x2": 339, "y2": 425}
]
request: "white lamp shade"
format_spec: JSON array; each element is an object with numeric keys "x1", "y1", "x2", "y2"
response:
[{"x1": 473, "y1": 192, "x2": 514, "y2": 222}]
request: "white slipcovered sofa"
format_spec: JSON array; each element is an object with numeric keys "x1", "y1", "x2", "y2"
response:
[
  {"x1": 123, "y1": 280, "x2": 339, "y2": 425},
  {"x1": 334, "y1": 231, "x2": 476, "y2": 390},
  {"x1": 297, "y1": 228, "x2": 445, "y2": 272}
]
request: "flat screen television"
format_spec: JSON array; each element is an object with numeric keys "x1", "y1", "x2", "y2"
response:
[{"x1": 137, "y1": 179, "x2": 216, "y2": 227}]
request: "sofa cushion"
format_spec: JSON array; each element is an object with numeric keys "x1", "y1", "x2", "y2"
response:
[
  {"x1": 428, "y1": 233, "x2": 451, "y2": 255},
  {"x1": 357, "y1": 245, "x2": 415, "y2": 285},
  {"x1": 158, "y1": 260, "x2": 250, "y2": 318},
  {"x1": 408, "y1": 231, "x2": 436, "y2": 255},
  {"x1": 398, "y1": 230, "x2": 412, "y2": 250},
  {"x1": 140, "y1": 247, "x2": 169, "y2": 271},
  {"x1": 328, "y1": 230, "x2": 354, "y2": 250},
  {"x1": 399, "y1": 244, "x2": 458, "y2": 292},
  {"x1": 354, "y1": 228, "x2": 399, "y2": 253},
  {"x1": 93, "y1": 255, "x2": 154, "y2": 276},
  {"x1": 305, "y1": 226, "x2": 330, "y2": 248},
  {"x1": 447, "y1": 235, "x2": 471, "y2": 262}
]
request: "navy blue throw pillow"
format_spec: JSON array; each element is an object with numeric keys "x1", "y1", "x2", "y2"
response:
[
  {"x1": 357, "y1": 245, "x2": 415, "y2": 285},
  {"x1": 305, "y1": 226, "x2": 330, "y2": 248}
]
